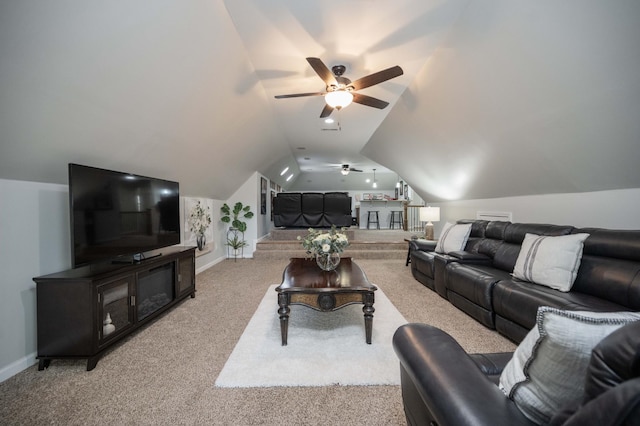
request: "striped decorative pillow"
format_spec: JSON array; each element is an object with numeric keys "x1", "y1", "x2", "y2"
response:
[
  {"x1": 512, "y1": 233, "x2": 590, "y2": 291},
  {"x1": 435, "y1": 222, "x2": 472, "y2": 254}
]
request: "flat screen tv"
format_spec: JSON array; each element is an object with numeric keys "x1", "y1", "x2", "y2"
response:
[{"x1": 69, "y1": 163, "x2": 180, "y2": 268}]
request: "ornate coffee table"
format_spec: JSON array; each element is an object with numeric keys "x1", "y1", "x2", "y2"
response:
[{"x1": 275, "y1": 257, "x2": 377, "y2": 345}]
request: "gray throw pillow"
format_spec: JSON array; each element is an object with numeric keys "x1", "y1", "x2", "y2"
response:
[{"x1": 499, "y1": 307, "x2": 640, "y2": 425}]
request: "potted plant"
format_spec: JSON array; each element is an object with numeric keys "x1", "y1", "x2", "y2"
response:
[
  {"x1": 221, "y1": 202, "x2": 254, "y2": 258},
  {"x1": 220, "y1": 202, "x2": 254, "y2": 233},
  {"x1": 226, "y1": 233, "x2": 249, "y2": 257}
]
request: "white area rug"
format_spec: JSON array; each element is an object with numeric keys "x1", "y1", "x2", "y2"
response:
[{"x1": 215, "y1": 285, "x2": 407, "y2": 387}]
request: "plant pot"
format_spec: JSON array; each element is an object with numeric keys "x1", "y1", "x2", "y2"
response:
[{"x1": 315, "y1": 252, "x2": 341, "y2": 271}]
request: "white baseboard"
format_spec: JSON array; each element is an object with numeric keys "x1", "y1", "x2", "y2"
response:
[
  {"x1": 0, "y1": 352, "x2": 37, "y2": 383},
  {"x1": 196, "y1": 255, "x2": 226, "y2": 274}
]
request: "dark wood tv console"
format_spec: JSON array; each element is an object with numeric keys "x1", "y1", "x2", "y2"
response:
[{"x1": 33, "y1": 246, "x2": 196, "y2": 371}]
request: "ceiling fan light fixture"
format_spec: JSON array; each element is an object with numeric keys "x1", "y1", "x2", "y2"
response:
[
  {"x1": 325, "y1": 90, "x2": 353, "y2": 109},
  {"x1": 341, "y1": 169, "x2": 349, "y2": 176}
]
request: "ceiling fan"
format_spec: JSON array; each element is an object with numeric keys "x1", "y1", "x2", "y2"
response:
[
  {"x1": 340, "y1": 164, "x2": 363, "y2": 175},
  {"x1": 275, "y1": 57, "x2": 403, "y2": 118}
]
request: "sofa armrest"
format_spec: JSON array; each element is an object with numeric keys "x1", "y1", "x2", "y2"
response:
[
  {"x1": 410, "y1": 239, "x2": 438, "y2": 253},
  {"x1": 392, "y1": 323, "x2": 534, "y2": 426},
  {"x1": 448, "y1": 251, "x2": 492, "y2": 264}
]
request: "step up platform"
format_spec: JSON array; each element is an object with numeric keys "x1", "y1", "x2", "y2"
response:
[{"x1": 270, "y1": 228, "x2": 356, "y2": 241}]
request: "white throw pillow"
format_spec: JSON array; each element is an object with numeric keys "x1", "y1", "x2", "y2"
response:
[
  {"x1": 512, "y1": 233, "x2": 590, "y2": 291},
  {"x1": 499, "y1": 307, "x2": 640, "y2": 425},
  {"x1": 435, "y1": 222, "x2": 472, "y2": 254}
]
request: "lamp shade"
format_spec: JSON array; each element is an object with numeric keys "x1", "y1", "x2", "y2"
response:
[
  {"x1": 325, "y1": 90, "x2": 353, "y2": 109},
  {"x1": 419, "y1": 206, "x2": 440, "y2": 223}
]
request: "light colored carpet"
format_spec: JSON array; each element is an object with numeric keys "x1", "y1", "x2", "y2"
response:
[
  {"x1": 215, "y1": 285, "x2": 407, "y2": 387},
  {"x1": 0, "y1": 258, "x2": 516, "y2": 425}
]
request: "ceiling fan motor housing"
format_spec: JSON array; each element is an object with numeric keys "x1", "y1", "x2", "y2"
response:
[{"x1": 331, "y1": 65, "x2": 346, "y2": 76}]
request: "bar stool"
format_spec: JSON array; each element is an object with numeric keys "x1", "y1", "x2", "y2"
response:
[
  {"x1": 389, "y1": 210, "x2": 403, "y2": 229},
  {"x1": 366, "y1": 211, "x2": 380, "y2": 229}
]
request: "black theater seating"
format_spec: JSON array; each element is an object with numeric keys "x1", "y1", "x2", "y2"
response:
[
  {"x1": 409, "y1": 219, "x2": 640, "y2": 343},
  {"x1": 273, "y1": 192, "x2": 352, "y2": 228}
]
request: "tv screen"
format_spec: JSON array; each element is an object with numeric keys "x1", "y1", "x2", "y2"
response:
[{"x1": 69, "y1": 163, "x2": 180, "y2": 267}]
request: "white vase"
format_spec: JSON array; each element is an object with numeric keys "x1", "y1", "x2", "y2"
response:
[{"x1": 103, "y1": 312, "x2": 115, "y2": 336}]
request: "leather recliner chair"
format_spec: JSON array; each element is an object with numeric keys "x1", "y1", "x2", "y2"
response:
[{"x1": 392, "y1": 321, "x2": 640, "y2": 426}]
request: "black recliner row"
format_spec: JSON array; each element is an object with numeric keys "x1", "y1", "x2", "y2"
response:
[{"x1": 272, "y1": 192, "x2": 352, "y2": 228}]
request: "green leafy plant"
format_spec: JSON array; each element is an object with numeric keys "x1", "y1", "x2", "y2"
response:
[
  {"x1": 226, "y1": 234, "x2": 249, "y2": 250},
  {"x1": 220, "y1": 202, "x2": 254, "y2": 233}
]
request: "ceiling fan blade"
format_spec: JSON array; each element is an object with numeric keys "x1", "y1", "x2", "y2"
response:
[
  {"x1": 350, "y1": 168, "x2": 364, "y2": 172},
  {"x1": 306, "y1": 57, "x2": 337, "y2": 86},
  {"x1": 349, "y1": 65, "x2": 403, "y2": 91},
  {"x1": 352, "y1": 93, "x2": 389, "y2": 109},
  {"x1": 275, "y1": 92, "x2": 325, "y2": 99},
  {"x1": 320, "y1": 104, "x2": 334, "y2": 118}
]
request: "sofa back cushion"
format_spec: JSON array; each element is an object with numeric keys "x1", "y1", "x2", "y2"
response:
[
  {"x1": 570, "y1": 228, "x2": 640, "y2": 310},
  {"x1": 504, "y1": 223, "x2": 574, "y2": 244},
  {"x1": 485, "y1": 221, "x2": 511, "y2": 240},
  {"x1": 583, "y1": 320, "x2": 640, "y2": 402},
  {"x1": 301, "y1": 193, "x2": 324, "y2": 227},
  {"x1": 273, "y1": 192, "x2": 303, "y2": 227},
  {"x1": 457, "y1": 219, "x2": 489, "y2": 238},
  {"x1": 491, "y1": 223, "x2": 575, "y2": 273},
  {"x1": 323, "y1": 192, "x2": 351, "y2": 226},
  {"x1": 478, "y1": 221, "x2": 511, "y2": 259}
]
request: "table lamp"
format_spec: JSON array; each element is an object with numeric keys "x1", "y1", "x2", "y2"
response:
[{"x1": 419, "y1": 206, "x2": 440, "y2": 240}]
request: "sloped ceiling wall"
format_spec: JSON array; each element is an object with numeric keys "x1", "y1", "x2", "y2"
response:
[
  {"x1": 1, "y1": 1, "x2": 639, "y2": 201},
  {"x1": 363, "y1": 0, "x2": 640, "y2": 202},
  {"x1": 0, "y1": 0, "x2": 290, "y2": 199}
]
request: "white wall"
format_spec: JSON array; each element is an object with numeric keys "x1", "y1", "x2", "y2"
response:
[
  {"x1": 0, "y1": 179, "x2": 70, "y2": 382},
  {"x1": 222, "y1": 172, "x2": 265, "y2": 257},
  {"x1": 0, "y1": 178, "x2": 245, "y2": 382},
  {"x1": 429, "y1": 188, "x2": 640, "y2": 236}
]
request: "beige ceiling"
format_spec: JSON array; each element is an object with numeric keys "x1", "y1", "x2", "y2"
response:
[{"x1": 1, "y1": 0, "x2": 638, "y2": 201}]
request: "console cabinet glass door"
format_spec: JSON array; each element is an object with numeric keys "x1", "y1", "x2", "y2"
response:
[
  {"x1": 97, "y1": 275, "x2": 134, "y2": 346},
  {"x1": 177, "y1": 257, "x2": 194, "y2": 297}
]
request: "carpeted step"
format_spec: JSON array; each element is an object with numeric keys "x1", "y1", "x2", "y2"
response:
[
  {"x1": 252, "y1": 248, "x2": 406, "y2": 261},
  {"x1": 256, "y1": 241, "x2": 407, "y2": 251}
]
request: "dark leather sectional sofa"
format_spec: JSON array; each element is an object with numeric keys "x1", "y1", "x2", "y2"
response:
[
  {"x1": 396, "y1": 219, "x2": 640, "y2": 425},
  {"x1": 272, "y1": 192, "x2": 352, "y2": 228},
  {"x1": 408, "y1": 219, "x2": 640, "y2": 342}
]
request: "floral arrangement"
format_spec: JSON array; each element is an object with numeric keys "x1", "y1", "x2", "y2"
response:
[
  {"x1": 298, "y1": 225, "x2": 349, "y2": 256},
  {"x1": 188, "y1": 201, "x2": 212, "y2": 236}
]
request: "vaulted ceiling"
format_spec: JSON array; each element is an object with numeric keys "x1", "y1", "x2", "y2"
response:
[{"x1": 1, "y1": 0, "x2": 639, "y2": 202}]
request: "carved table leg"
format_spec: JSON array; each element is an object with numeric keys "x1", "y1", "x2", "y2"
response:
[
  {"x1": 363, "y1": 291, "x2": 375, "y2": 344},
  {"x1": 277, "y1": 292, "x2": 291, "y2": 346}
]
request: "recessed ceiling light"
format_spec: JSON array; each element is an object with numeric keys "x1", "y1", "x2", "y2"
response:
[
  {"x1": 324, "y1": 118, "x2": 334, "y2": 124},
  {"x1": 280, "y1": 167, "x2": 289, "y2": 176},
  {"x1": 286, "y1": 174, "x2": 294, "y2": 181},
  {"x1": 366, "y1": 178, "x2": 371, "y2": 183}
]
